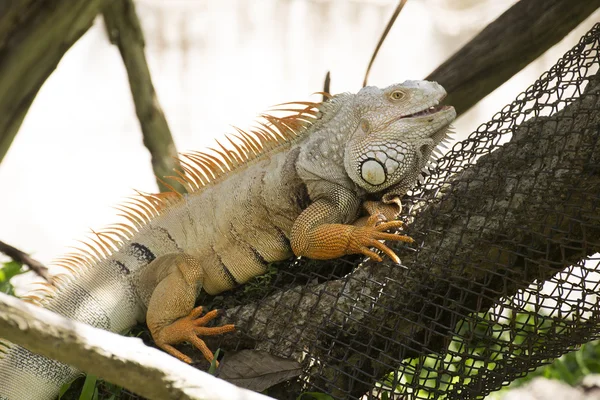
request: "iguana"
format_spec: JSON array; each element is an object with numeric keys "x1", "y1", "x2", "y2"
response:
[{"x1": 0, "y1": 80, "x2": 455, "y2": 400}]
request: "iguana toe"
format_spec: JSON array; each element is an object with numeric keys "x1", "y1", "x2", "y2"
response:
[
  {"x1": 153, "y1": 306, "x2": 235, "y2": 366},
  {"x1": 348, "y1": 217, "x2": 414, "y2": 264}
]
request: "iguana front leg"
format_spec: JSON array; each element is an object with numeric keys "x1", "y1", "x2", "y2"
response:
[
  {"x1": 290, "y1": 193, "x2": 412, "y2": 264},
  {"x1": 139, "y1": 253, "x2": 235, "y2": 364}
]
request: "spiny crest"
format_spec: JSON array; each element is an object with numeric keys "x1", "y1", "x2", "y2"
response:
[
  {"x1": 27, "y1": 191, "x2": 182, "y2": 306},
  {"x1": 25, "y1": 97, "x2": 327, "y2": 305},
  {"x1": 0, "y1": 339, "x2": 11, "y2": 353},
  {"x1": 0, "y1": 339, "x2": 12, "y2": 359},
  {"x1": 419, "y1": 125, "x2": 456, "y2": 180},
  {"x1": 170, "y1": 101, "x2": 322, "y2": 193}
]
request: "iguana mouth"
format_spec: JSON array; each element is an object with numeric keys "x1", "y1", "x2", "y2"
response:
[{"x1": 402, "y1": 104, "x2": 452, "y2": 119}]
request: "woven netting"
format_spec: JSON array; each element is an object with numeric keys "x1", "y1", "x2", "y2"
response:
[{"x1": 97, "y1": 23, "x2": 600, "y2": 400}]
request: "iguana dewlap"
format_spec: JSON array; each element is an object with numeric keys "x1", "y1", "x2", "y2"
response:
[{"x1": 0, "y1": 81, "x2": 455, "y2": 400}]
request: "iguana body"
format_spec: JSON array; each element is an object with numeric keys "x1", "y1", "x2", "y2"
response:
[{"x1": 0, "y1": 81, "x2": 455, "y2": 400}]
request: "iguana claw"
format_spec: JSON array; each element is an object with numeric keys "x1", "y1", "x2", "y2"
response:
[
  {"x1": 154, "y1": 306, "x2": 235, "y2": 366},
  {"x1": 349, "y1": 215, "x2": 413, "y2": 264}
]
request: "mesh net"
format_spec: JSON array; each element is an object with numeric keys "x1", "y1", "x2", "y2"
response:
[{"x1": 96, "y1": 23, "x2": 600, "y2": 400}]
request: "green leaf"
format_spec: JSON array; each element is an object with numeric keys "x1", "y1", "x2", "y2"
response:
[
  {"x1": 0, "y1": 260, "x2": 26, "y2": 296},
  {"x1": 576, "y1": 345, "x2": 591, "y2": 375},
  {"x1": 79, "y1": 374, "x2": 98, "y2": 400},
  {"x1": 0, "y1": 280, "x2": 14, "y2": 295},
  {"x1": 58, "y1": 380, "x2": 73, "y2": 399},
  {"x1": 208, "y1": 348, "x2": 222, "y2": 375},
  {"x1": 553, "y1": 358, "x2": 576, "y2": 385},
  {"x1": 2, "y1": 260, "x2": 27, "y2": 279}
]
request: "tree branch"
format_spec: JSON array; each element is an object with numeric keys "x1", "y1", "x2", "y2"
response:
[
  {"x1": 426, "y1": 0, "x2": 600, "y2": 116},
  {"x1": 1, "y1": 1, "x2": 598, "y2": 397},
  {"x1": 102, "y1": 0, "x2": 183, "y2": 193},
  {"x1": 0, "y1": 0, "x2": 108, "y2": 164},
  {"x1": 215, "y1": 78, "x2": 600, "y2": 396},
  {"x1": 0, "y1": 240, "x2": 51, "y2": 282},
  {"x1": 363, "y1": 0, "x2": 407, "y2": 87},
  {"x1": 0, "y1": 292, "x2": 274, "y2": 400}
]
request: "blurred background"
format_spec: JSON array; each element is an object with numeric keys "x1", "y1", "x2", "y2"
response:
[{"x1": 0, "y1": 0, "x2": 598, "y2": 270}]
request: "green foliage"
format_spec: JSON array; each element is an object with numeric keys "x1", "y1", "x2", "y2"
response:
[
  {"x1": 60, "y1": 375, "x2": 126, "y2": 400},
  {"x1": 510, "y1": 340, "x2": 600, "y2": 387},
  {"x1": 377, "y1": 308, "x2": 598, "y2": 398},
  {"x1": 0, "y1": 260, "x2": 26, "y2": 295},
  {"x1": 79, "y1": 374, "x2": 98, "y2": 400},
  {"x1": 58, "y1": 379, "x2": 74, "y2": 399},
  {"x1": 6, "y1": 254, "x2": 597, "y2": 399},
  {"x1": 208, "y1": 348, "x2": 222, "y2": 375},
  {"x1": 241, "y1": 263, "x2": 279, "y2": 297}
]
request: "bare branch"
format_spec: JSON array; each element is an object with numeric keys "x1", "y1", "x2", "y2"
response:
[
  {"x1": 0, "y1": 0, "x2": 108, "y2": 164},
  {"x1": 0, "y1": 240, "x2": 51, "y2": 283},
  {"x1": 363, "y1": 0, "x2": 407, "y2": 88},
  {"x1": 102, "y1": 0, "x2": 183, "y2": 193},
  {"x1": 427, "y1": 0, "x2": 600, "y2": 115},
  {"x1": 216, "y1": 79, "x2": 600, "y2": 396},
  {"x1": 323, "y1": 71, "x2": 331, "y2": 102},
  {"x1": 0, "y1": 292, "x2": 274, "y2": 400}
]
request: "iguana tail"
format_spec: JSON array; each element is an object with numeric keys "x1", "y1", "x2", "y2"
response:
[
  {"x1": 0, "y1": 342, "x2": 78, "y2": 400},
  {"x1": 0, "y1": 252, "x2": 143, "y2": 399}
]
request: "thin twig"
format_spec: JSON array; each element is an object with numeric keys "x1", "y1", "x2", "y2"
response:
[
  {"x1": 363, "y1": 0, "x2": 408, "y2": 87},
  {"x1": 0, "y1": 240, "x2": 51, "y2": 282},
  {"x1": 323, "y1": 71, "x2": 331, "y2": 102},
  {"x1": 102, "y1": 0, "x2": 183, "y2": 193}
]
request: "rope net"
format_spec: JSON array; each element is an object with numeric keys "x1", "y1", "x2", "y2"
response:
[{"x1": 97, "y1": 23, "x2": 600, "y2": 400}]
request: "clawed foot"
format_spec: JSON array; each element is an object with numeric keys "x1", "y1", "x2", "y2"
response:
[
  {"x1": 349, "y1": 214, "x2": 414, "y2": 264},
  {"x1": 153, "y1": 306, "x2": 235, "y2": 365}
]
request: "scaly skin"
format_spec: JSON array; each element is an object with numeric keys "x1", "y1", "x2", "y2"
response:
[{"x1": 0, "y1": 81, "x2": 455, "y2": 400}]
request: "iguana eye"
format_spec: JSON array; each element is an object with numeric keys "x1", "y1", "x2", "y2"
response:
[{"x1": 390, "y1": 90, "x2": 405, "y2": 100}]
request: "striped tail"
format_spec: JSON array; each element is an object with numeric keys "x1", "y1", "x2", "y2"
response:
[
  {"x1": 0, "y1": 342, "x2": 78, "y2": 400},
  {"x1": 0, "y1": 256, "x2": 143, "y2": 399}
]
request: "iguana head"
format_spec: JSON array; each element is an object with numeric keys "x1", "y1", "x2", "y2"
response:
[{"x1": 343, "y1": 80, "x2": 456, "y2": 194}]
